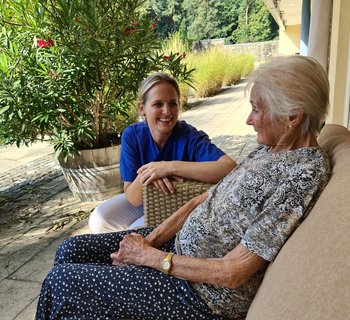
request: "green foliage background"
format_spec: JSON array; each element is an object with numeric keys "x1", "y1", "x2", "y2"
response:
[
  {"x1": 146, "y1": 0, "x2": 278, "y2": 43},
  {"x1": 0, "y1": 0, "x2": 277, "y2": 158}
]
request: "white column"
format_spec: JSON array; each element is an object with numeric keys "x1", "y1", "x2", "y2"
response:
[
  {"x1": 308, "y1": 0, "x2": 332, "y2": 72},
  {"x1": 300, "y1": 0, "x2": 310, "y2": 55}
]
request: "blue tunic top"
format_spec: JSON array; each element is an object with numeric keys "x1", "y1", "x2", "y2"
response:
[{"x1": 120, "y1": 120, "x2": 226, "y2": 182}]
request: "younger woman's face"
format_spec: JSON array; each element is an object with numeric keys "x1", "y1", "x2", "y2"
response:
[{"x1": 139, "y1": 82, "x2": 180, "y2": 145}]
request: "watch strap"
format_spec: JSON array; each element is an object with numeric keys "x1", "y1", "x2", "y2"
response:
[{"x1": 161, "y1": 252, "x2": 174, "y2": 274}]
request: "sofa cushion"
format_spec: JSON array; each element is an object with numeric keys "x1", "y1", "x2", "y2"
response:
[{"x1": 246, "y1": 124, "x2": 350, "y2": 320}]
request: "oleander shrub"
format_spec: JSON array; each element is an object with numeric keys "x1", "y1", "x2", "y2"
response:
[{"x1": 0, "y1": 0, "x2": 194, "y2": 159}]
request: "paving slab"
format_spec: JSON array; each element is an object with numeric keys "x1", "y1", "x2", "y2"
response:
[
  {"x1": 0, "y1": 141, "x2": 54, "y2": 174},
  {"x1": 0, "y1": 279, "x2": 42, "y2": 320},
  {"x1": 14, "y1": 299, "x2": 39, "y2": 320}
]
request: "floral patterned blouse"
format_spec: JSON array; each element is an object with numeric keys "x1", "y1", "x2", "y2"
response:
[{"x1": 175, "y1": 145, "x2": 331, "y2": 318}]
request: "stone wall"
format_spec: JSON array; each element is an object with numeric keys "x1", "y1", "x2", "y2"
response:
[
  {"x1": 225, "y1": 40, "x2": 278, "y2": 61},
  {"x1": 195, "y1": 39, "x2": 279, "y2": 61}
]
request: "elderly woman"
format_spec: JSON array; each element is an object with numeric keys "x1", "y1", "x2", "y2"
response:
[
  {"x1": 35, "y1": 56, "x2": 331, "y2": 320},
  {"x1": 89, "y1": 72, "x2": 236, "y2": 233}
]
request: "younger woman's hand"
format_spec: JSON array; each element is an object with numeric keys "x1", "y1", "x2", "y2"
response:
[
  {"x1": 137, "y1": 161, "x2": 170, "y2": 183},
  {"x1": 150, "y1": 176, "x2": 184, "y2": 194},
  {"x1": 151, "y1": 177, "x2": 175, "y2": 194},
  {"x1": 137, "y1": 162, "x2": 183, "y2": 194}
]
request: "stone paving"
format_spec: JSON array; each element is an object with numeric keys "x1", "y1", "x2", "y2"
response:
[{"x1": 0, "y1": 82, "x2": 257, "y2": 320}]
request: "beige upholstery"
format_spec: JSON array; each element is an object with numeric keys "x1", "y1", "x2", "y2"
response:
[{"x1": 246, "y1": 124, "x2": 350, "y2": 320}]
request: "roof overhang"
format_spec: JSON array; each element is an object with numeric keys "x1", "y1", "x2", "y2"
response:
[{"x1": 263, "y1": 0, "x2": 302, "y2": 30}]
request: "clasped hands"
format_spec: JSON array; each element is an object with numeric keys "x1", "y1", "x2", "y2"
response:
[
  {"x1": 137, "y1": 161, "x2": 183, "y2": 195},
  {"x1": 110, "y1": 233, "x2": 150, "y2": 267}
]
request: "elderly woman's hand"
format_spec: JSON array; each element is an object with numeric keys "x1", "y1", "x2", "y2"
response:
[{"x1": 110, "y1": 233, "x2": 150, "y2": 266}]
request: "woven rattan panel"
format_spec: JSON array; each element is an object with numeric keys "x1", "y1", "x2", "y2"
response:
[{"x1": 143, "y1": 180, "x2": 213, "y2": 226}]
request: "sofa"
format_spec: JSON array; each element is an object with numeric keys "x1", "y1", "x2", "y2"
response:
[{"x1": 245, "y1": 124, "x2": 350, "y2": 319}]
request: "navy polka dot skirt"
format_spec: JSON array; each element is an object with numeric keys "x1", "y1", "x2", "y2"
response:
[{"x1": 35, "y1": 228, "x2": 230, "y2": 320}]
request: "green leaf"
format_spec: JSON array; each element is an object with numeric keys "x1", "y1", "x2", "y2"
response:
[
  {"x1": 0, "y1": 54, "x2": 9, "y2": 74},
  {"x1": 38, "y1": 63, "x2": 48, "y2": 72},
  {"x1": 0, "y1": 105, "x2": 10, "y2": 115}
]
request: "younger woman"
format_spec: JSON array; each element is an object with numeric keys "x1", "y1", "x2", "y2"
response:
[{"x1": 88, "y1": 72, "x2": 236, "y2": 233}]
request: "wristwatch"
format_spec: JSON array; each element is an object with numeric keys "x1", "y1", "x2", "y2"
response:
[{"x1": 161, "y1": 252, "x2": 174, "y2": 274}]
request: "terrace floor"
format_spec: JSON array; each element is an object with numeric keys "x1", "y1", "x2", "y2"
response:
[{"x1": 0, "y1": 81, "x2": 257, "y2": 320}]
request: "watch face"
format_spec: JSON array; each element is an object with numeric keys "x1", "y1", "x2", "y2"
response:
[{"x1": 163, "y1": 261, "x2": 170, "y2": 270}]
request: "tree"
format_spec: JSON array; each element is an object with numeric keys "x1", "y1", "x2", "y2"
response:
[
  {"x1": 182, "y1": 0, "x2": 220, "y2": 41},
  {"x1": 146, "y1": 0, "x2": 184, "y2": 38},
  {"x1": 146, "y1": 0, "x2": 278, "y2": 44},
  {"x1": 210, "y1": 0, "x2": 241, "y2": 40},
  {"x1": 229, "y1": 0, "x2": 278, "y2": 43}
]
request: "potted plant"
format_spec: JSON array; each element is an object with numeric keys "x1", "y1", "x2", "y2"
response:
[{"x1": 0, "y1": 0, "x2": 193, "y2": 201}]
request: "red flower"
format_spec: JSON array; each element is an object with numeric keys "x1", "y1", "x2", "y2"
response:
[
  {"x1": 46, "y1": 38, "x2": 54, "y2": 47},
  {"x1": 123, "y1": 27, "x2": 136, "y2": 35},
  {"x1": 37, "y1": 39, "x2": 47, "y2": 48},
  {"x1": 182, "y1": 52, "x2": 186, "y2": 59},
  {"x1": 163, "y1": 55, "x2": 171, "y2": 60},
  {"x1": 37, "y1": 38, "x2": 54, "y2": 48},
  {"x1": 151, "y1": 22, "x2": 157, "y2": 30}
]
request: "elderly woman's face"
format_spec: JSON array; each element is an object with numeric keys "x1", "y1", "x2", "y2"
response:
[{"x1": 246, "y1": 85, "x2": 285, "y2": 147}]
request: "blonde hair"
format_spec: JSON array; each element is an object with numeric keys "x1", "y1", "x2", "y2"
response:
[
  {"x1": 247, "y1": 55, "x2": 329, "y2": 136},
  {"x1": 138, "y1": 72, "x2": 181, "y2": 106}
]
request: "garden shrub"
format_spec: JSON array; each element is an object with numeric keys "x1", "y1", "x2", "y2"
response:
[
  {"x1": 186, "y1": 49, "x2": 226, "y2": 98},
  {"x1": 162, "y1": 33, "x2": 192, "y2": 108},
  {"x1": 186, "y1": 49, "x2": 255, "y2": 98}
]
